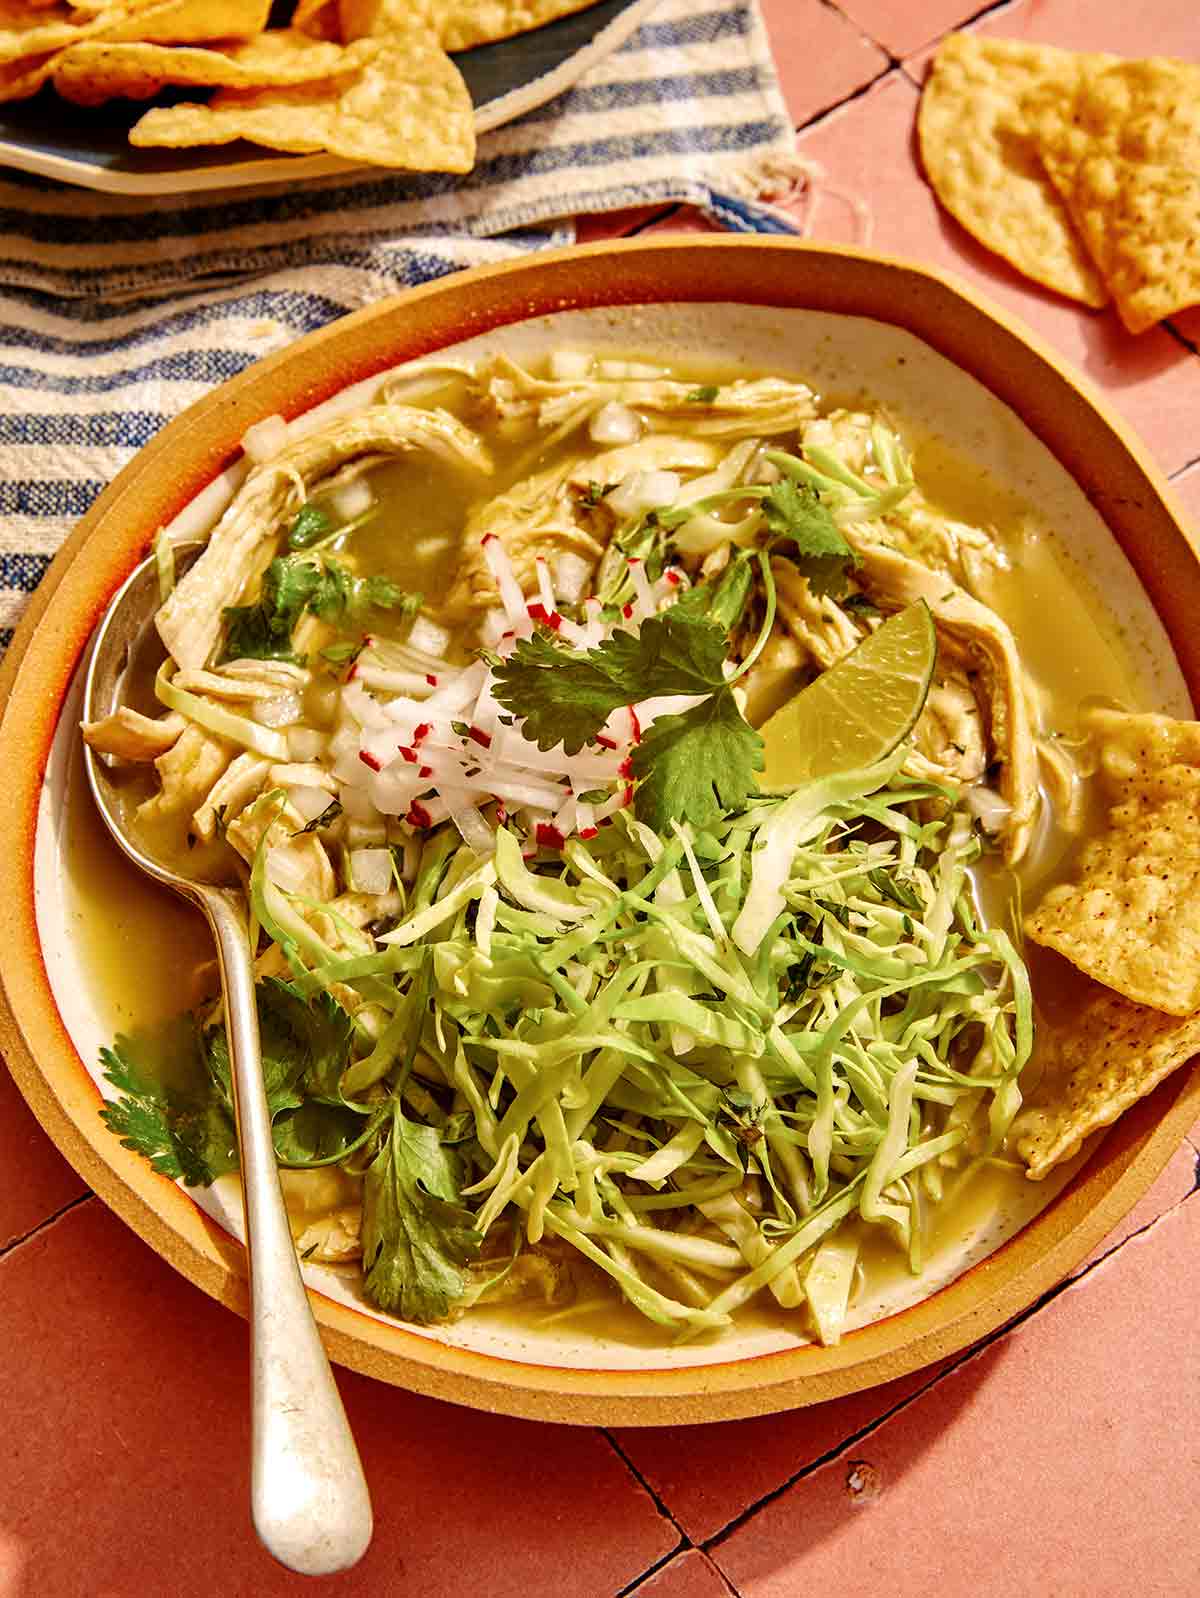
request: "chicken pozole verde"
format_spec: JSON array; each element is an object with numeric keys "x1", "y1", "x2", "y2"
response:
[{"x1": 80, "y1": 348, "x2": 1196, "y2": 1347}]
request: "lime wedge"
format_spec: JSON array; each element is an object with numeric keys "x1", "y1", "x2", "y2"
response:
[{"x1": 758, "y1": 601, "x2": 937, "y2": 788}]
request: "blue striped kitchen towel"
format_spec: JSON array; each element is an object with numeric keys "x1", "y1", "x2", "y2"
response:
[{"x1": 0, "y1": 0, "x2": 804, "y2": 646}]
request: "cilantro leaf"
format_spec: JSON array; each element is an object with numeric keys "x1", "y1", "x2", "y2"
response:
[
  {"x1": 221, "y1": 553, "x2": 421, "y2": 662},
  {"x1": 670, "y1": 553, "x2": 755, "y2": 632},
  {"x1": 99, "y1": 1022, "x2": 237, "y2": 1187},
  {"x1": 204, "y1": 978, "x2": 355, "y2": 1129},
  {"x1": 762, "y1": 478, "x2": 860, "y2": 598},
  {"x1": 222, "y1": 556, "x2": 322, "y2": 662},
  {"x1": 361, "y1": 1098, "x2": 481, "y2": 1323},
  {"x1": 630, "y1": 686, "x2": 763, "y2": 830},
  {"x1": 492, "y1": 609, "x2": 730, "y2": 754},
  {"x1": 305, "y1": 562, "x2": 420, "y2": 625},
  {"x1": 272, "y1": 1102, "x2": 369, "y2": 1166},
  {"x1": 287, "y1": 504, "x2": 332, "y2": 549},
  {"x1": 685, "y1": 385, "x2": 720, "y2": 403}
]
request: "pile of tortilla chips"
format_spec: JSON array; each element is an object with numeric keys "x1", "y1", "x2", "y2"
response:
[
  {"x1": 918, "y1": 35, "x2": 1200, "y2": 333},
  {"x1": 1016, "y1": 707, "x2": 1200, "y2": 1177},
  {"x1": 0, "y1": 0, "x2": 602, "y2": 171}
]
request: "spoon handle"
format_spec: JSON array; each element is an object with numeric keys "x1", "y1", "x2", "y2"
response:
[{"x1": 202, "y1": 888, "x2": 374, "y2": 1577}]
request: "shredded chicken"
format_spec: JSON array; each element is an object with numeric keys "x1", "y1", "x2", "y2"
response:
[
  {"x1": 193, "y1": 751, "x2": 271, "y2": 843},
  {"x1": 225, "y1": 798, "x2": 336, "y2": 902},
  {"x1": 172, "y1": 667, "x2": 292, "y2": 702},
  {"x1": 771, "y1": 559, "x2": 863, "y2": 671},
  {"x1": 845, "y1": 536, "x2": 1040, "y2": 862},
  {"x1": 157, "y1": 404, "x2": 493, "y2": 670},
  {"x1": 909, "y1": 670, "x2": 989, "y2": 786},
  {"x1": 475, "y1": 352, "x2": 818, "y2": 444},
  {"x1": 293, "y1": 1207, "x2": 363, "y2": 1264},
  {"x1": 82, "y1": 706, "x2": 185, "y2": 762},
  {"x1": 443, "y1": 455, "x2": 607, "y2": 619},
  {"x1": 136, "y1": 723, "x2": 233, "y2": 824}
]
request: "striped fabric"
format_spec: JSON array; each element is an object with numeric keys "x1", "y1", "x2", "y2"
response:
[{"x1": 0, "y1": 0, "x2": 798, "y2": 645}]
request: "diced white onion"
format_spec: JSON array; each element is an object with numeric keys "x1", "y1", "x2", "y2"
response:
[
  {"x1": 287, "y1": 726, "x2": 327, "y2": 762},
  {"x1": 444, "y1": 793, "x2": 497, "y2": 857},
  {"x1": 349, "y1": 847, "x2": 394, "y2": 895},
  {"x1": 606, "y1": 469, "x2": 681, "y2": 520},
  {"x1": 347, "y1": 818, "x2": 388, "y2": 848},
  {"x1": 589, "y1": 401, "x2": 643, "y2": 446},
  {"x1": 252, "y1": 691, "x2": 304, "y2": 729},
  {"x1": 287, "y1": 784, "x2": 335, "y2": 824},
  {"x1": 549, "y1": 350, "x2": 593, "y2": 380},
  {"x1": 266, "y1": 847, "x2": 310, "y2": 895},
  {"x1": 240, "y1": 413, "x2": 289, "y2": 464},
  {"x1": 325, "y1": 476, "x2": 374, "y2": 523},
  {"x1": 340, "y1": 783, "x2": 380, "y2": 822},
  {"x1": 552, "y1": 552, "x2": 593, "y2": 603},
  {"x1": 406, "y1": 614, "x2": 451, "y2": 657}
]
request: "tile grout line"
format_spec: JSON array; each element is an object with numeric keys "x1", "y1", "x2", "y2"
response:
[
  {"x1": 602, "y1": 1429, "x2": 701, "y2": 1595},
  {"x1": 0, "y1": 1190, "x2": 94, "y2": 1266},
  {"x1": 701, "y1": 1179, "x2": 1200, "y2": 1556},
  {"x1": 614, "y1": 1539, "x2": 690, "y2": 1598},
  {"x1": 789, "y1": 62, "x2": 899, "y2": 140}
]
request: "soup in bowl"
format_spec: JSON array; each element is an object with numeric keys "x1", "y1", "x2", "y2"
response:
[{"x1": 9, "y1": 240, "x2": 1200, "y2": 1422}]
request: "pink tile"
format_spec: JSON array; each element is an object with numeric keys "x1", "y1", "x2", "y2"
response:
[
  {"x1": 1170, "y1": 460, "x2": 1200, "y2": 526},
  {"x1": 0, "y1": 1064, "x2": 88, "y2": 1251},
  {"x1": 1076, "y1": 1137, "x2": 1196, "y2": 1271},
  {"x1": 614, "y1": 1360, "x2": 949, "y2": 1545},
  {"x1": 1169, "y1": 307, "x2": 1200, "y2": 351},
  {"x1": 0, "y1": 1201, "x2": 675, "y2": 1597},
  {"x1": 632, "y1": 1549, "x2": 734, "y2": 1597},
  {"x1": 758, "y1": 0, "x2": 888, "y2": 127},
  {"x1": 793, "y1": 71, "x2": 1200, "y2": 476},
  {"x1": 712, "y1": 1197, "x2": 1200, "y2": 1596},
  {"x1": 619, "y1": 1141, "x2": 1196, "y2": 1545},
  {"x1": 949, "y1": 0, "x2": 1200, "y2": 62},
  {"x1": 831, "y1": 0, "x2": 986, "y2": 58}
]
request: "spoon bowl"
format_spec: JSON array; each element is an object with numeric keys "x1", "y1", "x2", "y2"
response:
[{"x1": 82, "y1": 542, "x2": 374, "y2": 1577}]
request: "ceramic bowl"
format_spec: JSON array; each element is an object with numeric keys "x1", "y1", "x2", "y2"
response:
[{"x1": 2, "y1": 237, "x2": 1198, "y2": 1425}]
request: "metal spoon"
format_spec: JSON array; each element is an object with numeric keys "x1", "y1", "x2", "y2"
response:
[{"x1": 82, "y1": 543, "x2": 373, "y2": 1577}]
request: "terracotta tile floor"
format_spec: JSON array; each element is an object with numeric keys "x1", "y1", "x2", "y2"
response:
[{"x1": 4, "y1": 4, "x2": 1200, "y2": 1593}]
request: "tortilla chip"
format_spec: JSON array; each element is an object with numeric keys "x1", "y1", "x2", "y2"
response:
[
  {"x1": 1015, "y1": 982, "x2": 1200, "y2": 1178},
  {"x1": 395, "y1": 0, "x2": 602, "y2": 51},
  {"x1": 1025, "y1": 708, "x2": 1200, "y2": 1016},
  {"x1": 0, "y1": 49, "x2": 56, "y2": 101},
  {"x1": 291, "y1": 0, "x2": 339, "y2": 41},
  {"x1": 0, "y1": 1, "x2": 132, "y2": 66},
  {"x1": 1032, "y1": 57, "x2": 1200, "y2": 332},
  {"x1": 129, "y1": 28, "x2": 475, "y2": 171},
  {"x1": 53, "y1": 31, "x2": 373, "y2": 105},
  {"x1": 917, "y1": 35, "x2": 1110, "y2": 308},
  {"x1": 97, "y1": 0, "x2": 271, "y2": 45}
]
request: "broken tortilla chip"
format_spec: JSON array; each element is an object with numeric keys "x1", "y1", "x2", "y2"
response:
[
  {"x1": 0, "y1": 48, "x2": 56, "y2": 101},
  {"x1": 0, "y1": 0, "x2": 138, "y2": 66},
  {"x1": 96, "y1": 0, "x2": 271, "y2": 45},
  {"x1": 1015, "y1": 981, "x2": 1200, "y2": 1179},
  {"x1": 53, "y1": 31, "x2": 374, "y2": 105},
  {"x1": 917, "y1": 35, "x2": 1111, "y2": 309},
  {"x1": 129, "y1": 28, "x2": 475, "y2": 172},
  {"x1": 1031, "y1": 56, "x2": 1200, "y2": 333},
  {"x1": 1025, "y1": 707, "x2": 1200, "y2": 1016}
]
